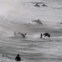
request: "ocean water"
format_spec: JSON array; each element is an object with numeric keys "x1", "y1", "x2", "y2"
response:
[
  {"x1": 0, "y1": 0, "x2": 62, "y2": 62},
  {"x1": 0, "y1": 33, "x2": 62, "y2": 62}
]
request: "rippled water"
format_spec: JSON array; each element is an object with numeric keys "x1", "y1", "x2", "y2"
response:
[
  {"x1": 0, "y1": 0, "x2": 62, "y2": 62},
  {"x1": 0, "y1": 36, "x2": 62, "y2": 62}
]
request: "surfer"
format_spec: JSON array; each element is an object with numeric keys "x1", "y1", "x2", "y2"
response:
[
  {"x1": 18, "y1": 32, "x2": 27, "y2": 38},
  {"x1": 15, "y1": 54, "x2": 21, "y2": 62},
  {"x1": 32, "y1": 19, "x2": 43, "y2": 24},
  {"x1": 43, "y1": 32, "x2": 50, "y2": 38},
  {"x1": 34, "y1": 3, "x2": 40, "y2": 7}
]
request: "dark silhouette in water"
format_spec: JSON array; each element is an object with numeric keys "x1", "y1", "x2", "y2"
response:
[
  {"x1": 43, "y1": 32, "x2": 50, "y2": 38},
  {"x1": 32, "y1": 19, "x2": 43, "y2": 25},
  {"x1": 34, "y1": 3, "x2": 40, "y2": 7},
  {"x1": 18, "y1": 32, "x2": 27, "y2": 38},
  {"x1": 15, "y1": 54, "x2": 21, "y2": 61},
  {"x1": 42, "y1": 3, "x2": 47, "y2": 7},
  {"x1": 40, "y1": 33, "x2": 43, "y2": 38}
]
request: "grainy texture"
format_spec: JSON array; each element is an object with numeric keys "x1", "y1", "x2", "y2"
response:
[{"x1": 0, "y1": 0, "x2": 62, "y2": 62}]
